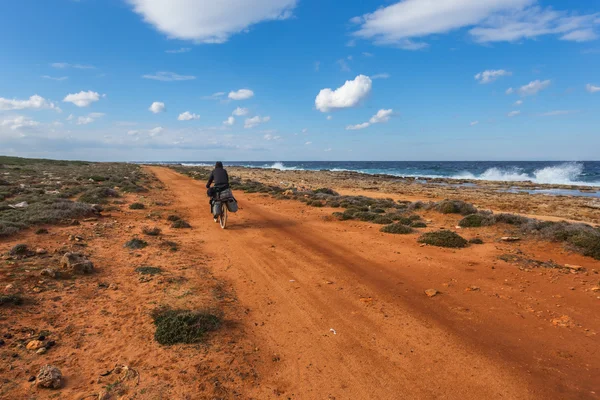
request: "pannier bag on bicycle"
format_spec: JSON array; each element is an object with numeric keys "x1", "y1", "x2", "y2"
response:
[
  {"x1": 211, "y1": 201, "x2": 222, "y2": 216},
  {"x1": 226, "y1": 198, "x2": 238, "y2": 213}
]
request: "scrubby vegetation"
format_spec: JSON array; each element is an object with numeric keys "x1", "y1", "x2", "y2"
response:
[
  {"x1": 151, "y1": 308, "x2": 221, "y2": 345},
  {"x1": 135, "y1": 266, "x2": 163, "y2": 275},
  {"x1": 124, "y1": 238, "x2": 148, "y2": 250},
  {"x1": 436, "y1": 200, "x2": 478, "y2": 215},
  {"x1": 469, "y1": 238, "x2": 484, "y2": 245},
  {"x1": 129, "y1": 202, "x2": 146, "y2": 210},
  {"x1": 418, "y1": 231, "x2": 468, "y2": 248},
  {"x1": 0, "y1": 156, "x2": 153, "y2": 237},
  {"x1": 459, "y1": 213, "x2": 494, "y2": 228},
  {"x1": 380, "y1": 223, "x2": 414, "y2": 234},
  {"x1": 172, "y1": 220, "x2": 191, "y2": 229},
  {"x1": 0, "y1": 294, "x2": 24, "y2": 306},
  {"x1": 142, "y1": 226, "x2": 161, "y2": 236}
]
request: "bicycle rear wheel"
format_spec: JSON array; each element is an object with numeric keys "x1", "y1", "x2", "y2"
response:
[{"x1": 219, "y1": 205, "x2": 228, "y2": 229}]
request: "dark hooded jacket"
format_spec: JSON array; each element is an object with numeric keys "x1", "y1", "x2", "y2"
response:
[{"x1": 206, "y1": 166, "x2": 230, "y2": 190}]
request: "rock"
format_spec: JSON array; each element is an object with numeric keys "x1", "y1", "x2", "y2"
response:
[
  {"x1": 60, "y1": 252, "x2": 94, "y2": 274},
  {"x1": 501, "y1": 237, "x2": 521, "y2": 242},
  {"x1": 552, "y1": 315, "x2": 573, "y2": 328},
  {"x1": 36, "y1": 365, "x2": 62, "y2": 389},
  {"x1": 465, "y1": 286, "x2": 480, "y2": 292},
  {"x1": 35, "y1": 248, "x2": 48, "y2": 255},
  {"x1": 98, "y1": 390, "x2": 111, "y2": 400},
  {"x1": 108, "y1": 283, "x2": 118, "y2": 290},
  {"x1": 564, "y1": 264, "x2": 584, "y2": 271},
  {"x1": 27, "y1": 340, "x2": 44, "y2": 350},
  {"x1": 40, "y1": 269, "x2": 58, "y2": 279},
  {"x1": 425, "y1": 289, "x2": 438, "y2": 297},
  {"x1": 28, "y1": 375, "x2": 36, "y2": 382},
  {"x1": 8, "y1": 201, "x2": 29, "y2": 209},
  {"x1": 4, "y1": 284, "x2": 18, "y2": 295},
  {"x1": 36, "y1": 347, "x2": 47, "y2": 355},
  {"x1": 591, "y1": 287, "x2": 600, "y2": 292},
  {"x1": 0, "y1": 339, "x2": 5, "y2": 346}
]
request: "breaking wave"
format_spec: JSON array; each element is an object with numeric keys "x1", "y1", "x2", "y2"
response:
[{"x1": 451, "y1": 163, "x2": 592, "y2": 186}]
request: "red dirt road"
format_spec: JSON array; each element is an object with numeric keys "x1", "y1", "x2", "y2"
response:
[{"x1": 149, "y1": 167, "x2": 600, "y2": 400}]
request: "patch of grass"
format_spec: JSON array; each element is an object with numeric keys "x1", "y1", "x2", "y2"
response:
[
  {"x1": 160, "y1": 240, "x2": 178, "y2": 252},
  {"x1": 494, "y1": 213, "x2": 530, "y2": 226},
  {"x1": 372, "y1": 215, "x2": 394, "y2": 225},
  {"x1": 411, "y1": 221, "x2": 427, "y2": 228},
  {"x1": 0, "y1": 294, "x2": 23, "y2": 306},
  {"x1": 124, "y1": 238, "x2": 148, "y2": 250},
  {"x1": 142, "y1": 226, "x2": 161, "y2": 236},
  {"x1": 380, "y1": 223, "x2": 414, "y2": 234},
  {"x1": 307, "y1": 200, "x2": 324, "y2": 207},
  {"x1": 35, "y1": 228, "x2": 49, "y2": 235},
  {"x1": 459, "y1": 213, "x2": 494, "y2": 228},
  {"x1": 171, "y1": 220, "x2": 191, "y2": 229},
  {"x1": 469, "y1": 238, "x2": 484, "y2": 245},
  {"x1": 135, "y1": 266, "x2": 163, "y2": 275},
  {"x1": 167, "y1": 215, "x2": 181, "y2": 222},
  {"x1": 129, "y1": 202, "x2": 146, "y2": 210},
  {"x1": 313, "y1": 188, "x2": 339, "y2": 196},
  {"x1": 79, "y1": 187, "x2": 119, "y2": 204},
  {"x1": 9, "y1": 244, "x2": 30, "y2": 256},
  {"x1": 436, "y1": 200, "x2": 477, "y2": 215},
  {"x1": 418, "y1": 230, "x2": 468, "y2": 248},
  {"x1": 151, "y1": 308, "x2": 222, "y2": 345}
]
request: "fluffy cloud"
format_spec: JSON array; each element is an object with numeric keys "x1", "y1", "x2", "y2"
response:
[
  {"x1": 142, "y1": 71, "x2": 196, "y2": 81},
  {"x1": 244, "y1": 115, "x2": 270, "y2": 129},
  {"x1": 223, "y1": 116, "x2": 235, "y2": 126},
  {"x1": 232, "y1": 107, "x2": 249, "y2": 116},
  {"x1": 149, "y1": 101, "x2": 165, "y2": 114},
  {"x1": 351, "y1": 0, "x2": 599, "y2": 49},
  {"x1": 178, "y1": 111, "x2": 200, "y2": 121},
  {"x1": 127, "y1": 0, "x2": 297, "y2": 43},
  {"x1": 506, "y1": 87, "x2": 514, "y2": 95},
  {"x1": 149, "y1": 127, "x2": 164, "y2": 136},
  {"x1": 263, "y1": 133, "x2": 281, "y2": 141},
  {"x1": 518, "y1": 79, "x2": 551, "y2": 96},
  {"x1": 475, "y1": 69, "x2": 511, "y2": 84},
  {"x1": 315, "y1": 75, "x2": 372, "y2": 112},
  {"x1": 1, "y1": 116, "x2": 40, "y2": 130},
  {"x1": 508, "y1": 110, "x2": 521, "y2": 117},
  {"x1": 229, "y1": 89, "x2": 254, "y2": 100},
  {"x1": 76, "y1": 112, "x2": 105, "y2": 125},
  {"x1": 305, "y1": 141, "x2": 312, "y2": 145},
  {"x1": 586, "y1": 84, "x2": 600, "y2": 93},
  {"x1": 0, "y1": 95, "x2": 61, "y2": 112},
  {"x1": 346, "y1": 109, "x2": 393, "y2": 130},
  {"x1": 514, "y1": 100, "x2": 523, "y2": 105},
  {"x1": 63, "y1": 91, "x2": 102, "y2": 107}
]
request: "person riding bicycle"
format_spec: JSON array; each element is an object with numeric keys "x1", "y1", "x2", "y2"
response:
[{"x1": 206, "y1": 161, "x2": 230, "y2": 222}]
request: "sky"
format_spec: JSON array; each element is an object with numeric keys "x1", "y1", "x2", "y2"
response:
[{"x1": 0, "y1": 0, "x2": 599, "y2": 162}]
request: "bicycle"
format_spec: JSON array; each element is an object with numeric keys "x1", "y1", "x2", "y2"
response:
[
  {"x1": 211, "y1": 188, "x2": 236, "y2": 229},
  {"x1": 215, "y1": 199, "x2": 228, "y2": 229}
]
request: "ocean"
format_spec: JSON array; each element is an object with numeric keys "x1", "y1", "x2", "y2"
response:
[{"x1": 173, "y1": 161, "x2": 600, "y2": 187}]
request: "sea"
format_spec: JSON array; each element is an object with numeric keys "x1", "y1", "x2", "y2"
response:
[{"x1": 171, "y1": 161, "x2": 600, "y2": 188}]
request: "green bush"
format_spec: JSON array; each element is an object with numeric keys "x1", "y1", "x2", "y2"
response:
[
  {"x1": 172, "y1": 220, "x2": 191, "y2": 229},
  {"x1": 372, "y1": 215, "x2": 394, "y2": 225},
  {"x1": 418, "y1": 231, "x2": 468, "y2": 248},
  {"x1": 79, "y1": 187, "x2": 119, "y2": 204},
  {"x1": 124, "y1": 238, "x2": 148, "y2": 250},
  {"x1": 152, "y1": 308, "x2": 221, "y2": 345},
  {"x1": 142, "y1": 226, "x2": 161, "y2": 236},
  {"x1": 469, "y1": 238, "x2": 484, "y2": 244},
  {"x1": 129, "y1": 202, "x2": 145, "y2": 210},
  {"x1": 380, "y1": 223, "x2": 414, "y2": 234},
  {"x1": 436, "y1": 200, "x2": 477, "y2": 215},
  {"x1": 459, "y1": 214, "x2": 493, "y2": 228},
  {"x1": 411, "y1": 221, "x2": 427, "y2": 228},
  {"x1": 167, "y1": 215, "x2": 181, "y2": 222}
]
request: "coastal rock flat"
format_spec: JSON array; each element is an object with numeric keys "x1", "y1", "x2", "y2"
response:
[{"x1": 147, "y1": 166, "x2": 600, "y2": 400}]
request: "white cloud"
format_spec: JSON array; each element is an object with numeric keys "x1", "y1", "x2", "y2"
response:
[
  {"x1": 514, "y1": 100, "x2": 523, "y2": 105},
  {"x1": 346, "y1": 122, "x2": 371, "y2": 130},
  {"x1": 263, "y1": 133, "x2": 281, "y2": 141},
  {"x1": 470, "y1": 121, "x2": 479, "y2": 126},
  {"x1": 1, "y1": 115, "x2": 40, "y2": 130},
  {"x1": 165, "y1": 47, "x2": 191, "y2": 54},
  {"x1": 346, "y1": 109, "x2": 393, "y2": 130},
  {"x1": 363, "y1": 52, "x2": 374, "y2": 57},
  {"x1": 508, "y1": 110, "x2": 521, "y2": 117},
  {"x1": 351, "y1": 1, "x2": 600, "y2": 49},
  {"x1": 518, "y1": 79, "x2": 551, "y2": 96},
  {"x1": 315, "y1": 61, "x2": 321, "y2": 72},
  {"x1": 327, "y1": 115, "x2": 333, "y2": 120},
  {"x1": 538, "y1": 110, "x2": 578, "y2": 116},
  {"x1": 586, "y1": 83, "x2": 600, "y2": 93},
  {"x1": 149, "y1": 126, "x2": 164, "y2": 136},
  {"x1": 371, "y1": 73, "x2": 390, "y2": 79},
  {"x1": 370, "y1": 109, "x2": 393, "y2": 124},
  {"x1": 127, "y1": 130, "x2": 139, "y2": 136},
  {"x1": 66, "y1": 114, "x2": 74, "y2": 121},
  {"x1": 202, "y1": 92, "x2": 226, "y2": 100},
  {"x1": 42, "y1": 76, "x2": 68, "y2": 81},
  {"x1": 337, "y1": 59, "x2": 351, "y2": 72},
  {"x1": 63, "y1": 91, "x2": 101, "y2": 107},
  {"x1": 76, "y1": 112, "x2": 105, "y2": 125},
  {"x1": 232, "y1": 107, "x2": 249, "y2": 116},
  {"x1": 223, "y1": 116, "x2": 235, "y2": 126},
  {"x1": 244, "y1": 115, "x2": 270, "y2": 128},
  {"x1": 178, "y1": 111, "x2": 200, "y2": 121},
  {"x1": 149, "y1": 101, "x2": 166, "y2": 114},
  {"x1": 142, "y1": 71, "x2": 196, "y2": 81},
  {"x1": 305, "y1": 141, "x2": 312, "y2": 145},
  {"x1": 474, "y1": 69, "x2": 511, "y2": 84},
  {"x1": 228, "y1": 89, "x2": 254, "y2": 100},
  {"x1": 51, "y1": 63, "x2": 96, "y2": 69},
  {"x1": 127, "y1": 0, "x2": 297, "y2": 44},
  {"x1": 0, "y1": 95, "x2": 61, "y2": 112},
  {"x1": 302, "y1": 128, "x2": 308, "y2": 133},
  {"x1": 506, "y1": 87, "x2": 514, "y2": 95},
  {"x1": 315, "y1": 75, "x2": 372, "y2": 112}
]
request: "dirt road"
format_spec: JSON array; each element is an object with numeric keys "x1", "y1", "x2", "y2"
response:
[{"x1": 148, "y1": 166, "x2": 599, "y2": 400}]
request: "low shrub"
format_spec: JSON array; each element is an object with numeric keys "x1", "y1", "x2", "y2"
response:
[
  {"x1": 0, "y1": 294, "x2": 23, "y2": 306},
  {"x1": 373, "y1": 215, "x2": 394, "y2": 225},
  {"x1": 436, "y1": 200, "x2": 477, "y2": 215},
  {"x1": 167, "y1": 215, "x2": 181, "y2": 222},
  {"x1": 152, "y1": 308, "x2": 221, "y2": 345},
  {"x1": 142, "y1": 226, "x2": 161, "y2": 236},
  {"x1": 314, "y1": 188, "x2": 339, "y2": 196},
  {"x1": 381, "y1": 223, "x2": 414, "y2": 234},
  {"x1": 459, "y1": 213, "x2": 494, "y2": 228},
  {"x1": 494, "y1": 213, "x2": 530, "y2": 226},
  {"x1": 124, "y1": 238, "x2": 148, "y2": 250},
  {"x1": 129, "y1": 202, "x2": 145, "y2": 210},
  {"x1": 160, "y1": 240, "x2": 178, "y2": 252},
  {"x1": 135, "y1": 266, "x2": 163, "y2": 275},
  {"x1": 308, "y1": 200, "x2": 324, "y2": 207},
  {"x1": 418, "y1": 230, "x2": 468, "y2": 248},
  {"x1": 411, "y1": 221, "x2": 427, "y2": 228},
  {"x1": 79, "y1": 187, "x2": 119, "y2": 204},
  {"x1": 35, "y1": 228, "x2": 49, "y2": 235},
  {"x1": 469, "y1": 238, "x2": 484, "y2": 244},
  {"x1": 172, "y1": 220, "x2": 191, "y2": 229}
]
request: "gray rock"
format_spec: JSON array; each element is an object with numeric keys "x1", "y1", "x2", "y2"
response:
[
  {"x1": 60, "y1": 252, "x2": 94, "y2": 274},
  {"x1": 36, "y1": 365, "x2": 62, "y2": 389}
]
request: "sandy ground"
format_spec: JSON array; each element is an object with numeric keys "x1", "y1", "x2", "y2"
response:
[{"x1": 1, "y1": 166, "x2": 599, "y2": 399}]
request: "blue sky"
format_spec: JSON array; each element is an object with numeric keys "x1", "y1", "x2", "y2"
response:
[{"x1": 0, "y1": 0, "x2": 599, "y2": 161}]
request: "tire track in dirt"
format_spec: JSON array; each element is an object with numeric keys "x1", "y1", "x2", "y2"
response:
[{"x1": 148, "y1": 166, "x2": 599, "y2": 400}]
